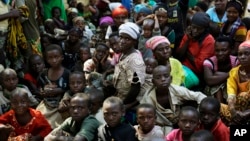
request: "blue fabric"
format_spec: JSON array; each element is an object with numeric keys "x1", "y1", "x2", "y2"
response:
[{"x1": 206, "y1": 7, "x2": 227, "y2": 23}]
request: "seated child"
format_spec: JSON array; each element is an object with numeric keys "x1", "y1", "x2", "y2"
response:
[
  {"x1": 190, "y1": 130, "x2": 215, "y2": 141},
  {"x1": 87, "y1": 88, "x2": 105, "y2": 125},
  {"x1": 51, "y1": 6, "x2": 65, "y2": 29},
  {"x1": 166, "y1": 106, "x2": 200, "y2": 141},
  {"x1": 58, "y1": 71, "x2": 87, "y2": 119},
  {"x1": 0, "y1": 68, "x2": 38, "y2": 115},
  {"x1": 198, "y1": 97, "x2": 229, "y2": 141},
  {"x1": 44, "y1": 93, "x2": 99, "y2": 141},
  {"x1": 0, "y1": 88, "x2": 52, "y2": 141},
  {"x1": 134, "y1": 103, "x2": 164, "y2": 141},
  {"x1": 98, "y1": 96, "x2": 138, "y2": 141},
  {"x1": 72, "y1": 45, "x2": 92, "y2": 72}
]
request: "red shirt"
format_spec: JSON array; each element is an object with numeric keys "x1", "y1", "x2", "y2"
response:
[
  {"x1": 0, "y1": 108, "x2": 52, "y2": 138},
  {"x1": 24, "y1": 73, "x2": 38, "y2": 87}
]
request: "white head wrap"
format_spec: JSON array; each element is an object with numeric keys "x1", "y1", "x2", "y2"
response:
[{"x1": 119, "y1": 22, "x2": 140, "y2": 40}]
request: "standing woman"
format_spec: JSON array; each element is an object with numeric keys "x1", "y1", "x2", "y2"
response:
[
  {"x1": 220, "y1": 0, "x2": 247, "y2": 55},
  {"x1": 113, "y1": 22, "x2": 146, "y2": 124}
]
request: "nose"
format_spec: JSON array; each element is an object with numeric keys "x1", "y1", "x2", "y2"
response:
[
  {"x1": 161, "y1": 76, "x2": 166, "y2": 81},
  {"x1": 185, "y1": 122, "x2": 191, "y2": 128}
]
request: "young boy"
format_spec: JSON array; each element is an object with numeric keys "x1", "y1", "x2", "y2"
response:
[
  {"x1": 45, "y1": 93, "x2": 99, "y2": 141},
  {"x1": 0, "y1": 68, "x2": 38, "y2": 115},
  {"x1": 134, "y1": 103, "x2": 164, "y2": 141},
  {"x1": 199, "y1": 97, "x2": 229, "y2": 141},
  {"x1": 141, "y1": 65, "x2": 207, "y2": 135},
  {"x1": 98, "y1": 96, "x2": 137, "y2": 141},
  {"x1": 0, "y1": 88, "x2": 51, "y2": 141},
  {"x1": 166, "y1": 106, "x2": 200, "y2": 141}
]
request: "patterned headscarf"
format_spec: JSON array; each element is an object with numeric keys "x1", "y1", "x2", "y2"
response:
[{"x1": 145, "y1": 36, "x2": 171, "y2": 50}]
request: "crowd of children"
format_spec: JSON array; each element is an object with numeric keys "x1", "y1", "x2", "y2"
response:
[{"x1": 0, "y1": 0, "x2": 250, "y2": 140}]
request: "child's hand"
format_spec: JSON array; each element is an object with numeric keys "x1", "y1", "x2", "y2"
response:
[
  {"x1": 146, "y1": 14, "x2": 155, "y2": 19},
  {"x1": 0, "y1": 124, "x2": 14, "y2": 134}
]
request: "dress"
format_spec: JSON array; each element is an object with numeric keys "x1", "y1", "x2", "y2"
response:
[
  {"x1": 134, "y1": 125, "x2": 164, "y2": 140},
  {"x1": 36, "y1": 68, "x2": 70, "y2": 129},
  {"x1": 140, "y1": 85, "x2": 206, "y2": 135},
  {"x1": 49, "y1": 115, "x2": 99, "y2": 141},
  {"x1": 113, "y1": 51, "x2": 146, "y2": 101},
  {"x1": 0, "y1": 108, "x2": 52, "y2": 139}
]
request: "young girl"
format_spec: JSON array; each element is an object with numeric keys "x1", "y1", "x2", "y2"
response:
[
  {"x1": 134, "y1": 103, "x2": 164, "y2": 141},
  {"x1": 58, "y1": 71, "x2": 87, "y2": 119},
  {"x1": 138, "y1": 14, "x2": 160, "y2": 59},
  {"x1": 36, "y1": 44, "x2": 70, "y2": 129},
  {"x1": 166, "y1": 106, "x2": 200, "y2": 141},
  {"x1": 24, "y1": 54, "x2": 45, "y2": 101},
  {"x1": 0, "y1": 88, "x2": 52, "y2": 141},
  {"x1": 62, "y1": 27, "x2": 82, "y2": 70},
  {"x1": 203, "y1": 36, "x2": 239, "y2": 103},
  {"x1": 72, "y1": 45, "x2": 92, "y2": 72},
  {"x1": 51, "y1": 6, "x2": 65, "y2": 29}
]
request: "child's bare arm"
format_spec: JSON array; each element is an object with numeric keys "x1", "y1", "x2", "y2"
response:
[
  {"x1": 154, "y1": 15, "x2": 160, "y2": 31},
  {"x1": 136, "y1": 14, "x2": 154, "y2": 25}
]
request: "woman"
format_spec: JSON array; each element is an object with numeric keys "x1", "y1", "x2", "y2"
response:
[
  {"x1": 221, "y1": 40, "x2": 250, "y2": 125},
  {"x1": 113, "y1": 22, "x2": 146, "y2": 124},
  {"x1": 220, "y1": 0, "x2": 247, "y2": 55}
]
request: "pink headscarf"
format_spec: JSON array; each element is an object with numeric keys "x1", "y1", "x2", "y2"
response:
[
  {"x1": 239, "y1": 40, "x2": 250, "y2": 48},
  {"x1": 145, "y1": 36, "x2": 171, "y2": 50},
  {"x1": 99, "y1": 16, "x2": 114, "y2": 26}
]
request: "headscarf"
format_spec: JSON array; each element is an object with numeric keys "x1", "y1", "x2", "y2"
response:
[
  {"x1": 66, "y1": 7, "x2": 78, "y2": 15},
  {"x1": 239, "y1": 40, "x2": 250, "y2": 48},
  {"x1": 152, "y1": 3, "x2": 168, "y2": 13},
  {"x1": 72, "y1": 16, "x2": 84, "y2": 24},
  {"x1": 112, "y1": 5, "x2": 128, "y2": 18},
  {"x1": 145, "y1": 36, "x2": 171, "y2": 50},
  {"x1": 109, "y1": 2, "x2": 122, "y2": 11},
  {"x1": 134, "y1": 4, "x2": 152, "y2": 14},
  {"x1": 119, "y1": 22, "x2": 140, "y2": 40},
  {"x1": 99, "y1": 16, "x2": 114, "y2": 26},
  {"x1": 191, "y1": 12, "x2": 210, "y2": 28},
  {"x1": 226, "y1": 0, "x2": 244, "y2": 15}
]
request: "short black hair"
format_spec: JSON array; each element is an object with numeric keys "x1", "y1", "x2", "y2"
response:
[
  {"x1": 215, "y1": 36, "x2": 233, "y2": 49},
  {"x1": 136, "y1": 103, "x2": 156, "y2": 115},
  {"x1": 190, "y1": 130, "x2": 214, "y2": 141},
  {"x1": 51, "y1": 6, "x2": 61, "y2": 15},
  {"x1": 87, "y1": 87, "x2": 105, "y2": 103},
  {"x1": 70, "y1": 71, "x2": 86, "y2": 83},
  {"x1": 95, "y1": 42, "x2": 109, "y2": 50},
  {"x1": 103, "y1": 96, "x2": 124, "y2": 110},
  {"x1": 109, "y1": 31, "x2": 119, "y2": 39},
  {"x1": 179, "y1": 106, "x2": 199, "y2": 119},
  {"x1": 200, "y1": 97, "x2": 220, "y2": 114},
  {"x1": 71, "y1": 93, "x2": 91, "y2": 108},
  {"x1": 44, "y1": 44, "x2": 63, "y2": 56}
]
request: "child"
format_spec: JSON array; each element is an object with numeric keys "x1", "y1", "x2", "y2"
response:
[
  {"x1": 199, "y1": 97, "x2": 229, "y2": 141},
  {"x1": 138, "y1": 14, "x2": 160, "y2": 59},
  {"x1": 58, "y1": 71, "x2": 87, "y2": 119},
  {"x1": 44, "y1": 93, "x2": 99, "y2": 141},
  {"x1": 98, "y1": 96, "x2": 138, "y2": 141},
  {"x1": 87, "y1": 88, "x2": 105, "y2": 125},
  {"x1": 24, "y1": 54, "x2": 45, "y2": 101},
  {"x1": 144, "y1": 57, "x2": 158, "y2": 88},
  {"x1": 36, "y1": 44, "x2": 70, "y2": 129},
  {"x1": 0, "y1": 68, "x2": 38, "y2": 115},
  {"x1": 84, "y1": 43, "x2": 112, "y2": 79},
  {"x1": 62, "y1": 27, "x2": 82, "y2": 70},
  {"x1": 51, "y1": 6, "x2": 65, "y2": 29},
  {"x1": 108, "y1": 31, "x2": 120, "y2": 66},
  {"x1": 190, "y1": 130, "x2": 215, "y2": 141},
  {"x1": 72, "y1": 45, "x2": 92, "y2": 72},
  {"x1": 203, "y1": 36, "x2": 239, "y2": 103},
  {"x1": 134, "y1": 103, "x2": 164, "y2": 141},
  {"x1": 0, "y1": 88, "x2": 52, "y2": 141},
  {"x1": 166, "y1": 106, "x2": 200, "y2": 141}
]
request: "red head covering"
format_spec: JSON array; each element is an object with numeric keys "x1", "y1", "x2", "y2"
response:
[
  {"x1": 146, "y1": 36, "x2": 171, "y2": 50},
  {"x1": 239, "y1": 40, "x2": 250, "y2": 48},
  {"x1": 112, "y1": 6, "x2": 128, "y2": 18}
]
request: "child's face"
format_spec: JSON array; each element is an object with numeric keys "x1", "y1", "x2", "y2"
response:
[
  {"x1": 69, "y1": 31, "x2": 80, "y2": 43},
  {"x1": 2, "y1": 71, "x2": 18, "y2": 91},
  {"x1": 178, "y1": 110, "x2": 199, "y2": 136},
  {"x1": 142, "y1": 24, "x2": 153, "y2": 38},
  {"x1": 46, "y1": 49, "x2": 63, "y2": 68},
  {"x1": 109, "y1": 36, "x2": 120, "y2": 53},
  {"x1": 53, "y1": 9, "x2": 61, "y2": 19},
  {"x1": 103, "y1": 102, "x2": 124, "y2": 127},
  {"x1": 69, "y1": 74, "x2": 86, "y2": 94},
  {"x1": 69, "y1": 96, "x2": 90, "y2": 122},
  {"x1": 152, "y1": 66, "x2": 172, "y2": 89},
  {"x1": 154, "y1": 43, "x2": 171, "y2": 61},
  {"x1": 214, "y1": 41, "x2": 231, "y2": 62},
  {"x1": 11, "y1": 92, "x2": 29, "y2": 116},
  {"x1": 136, "y1": 107, "x2": 156, "y2": 134},
  {"x1": 41, "y1": 37, "x2": 51, "y2": 48},
  {"x1": 95, "y1": 45, "x2": 108, "y2": 61},
  {"x1": 30, "y1": 56, "x2": 45, "y2": 73},
  {"x1": 199, "y1": 103, "x2": 219, "y2": 128},
  {"x1": 79, "y1": 48, "x2": 91, "y2": 63},
  {"x1": 145, "y1": 59, "x2": 158, "y2": 74}
]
